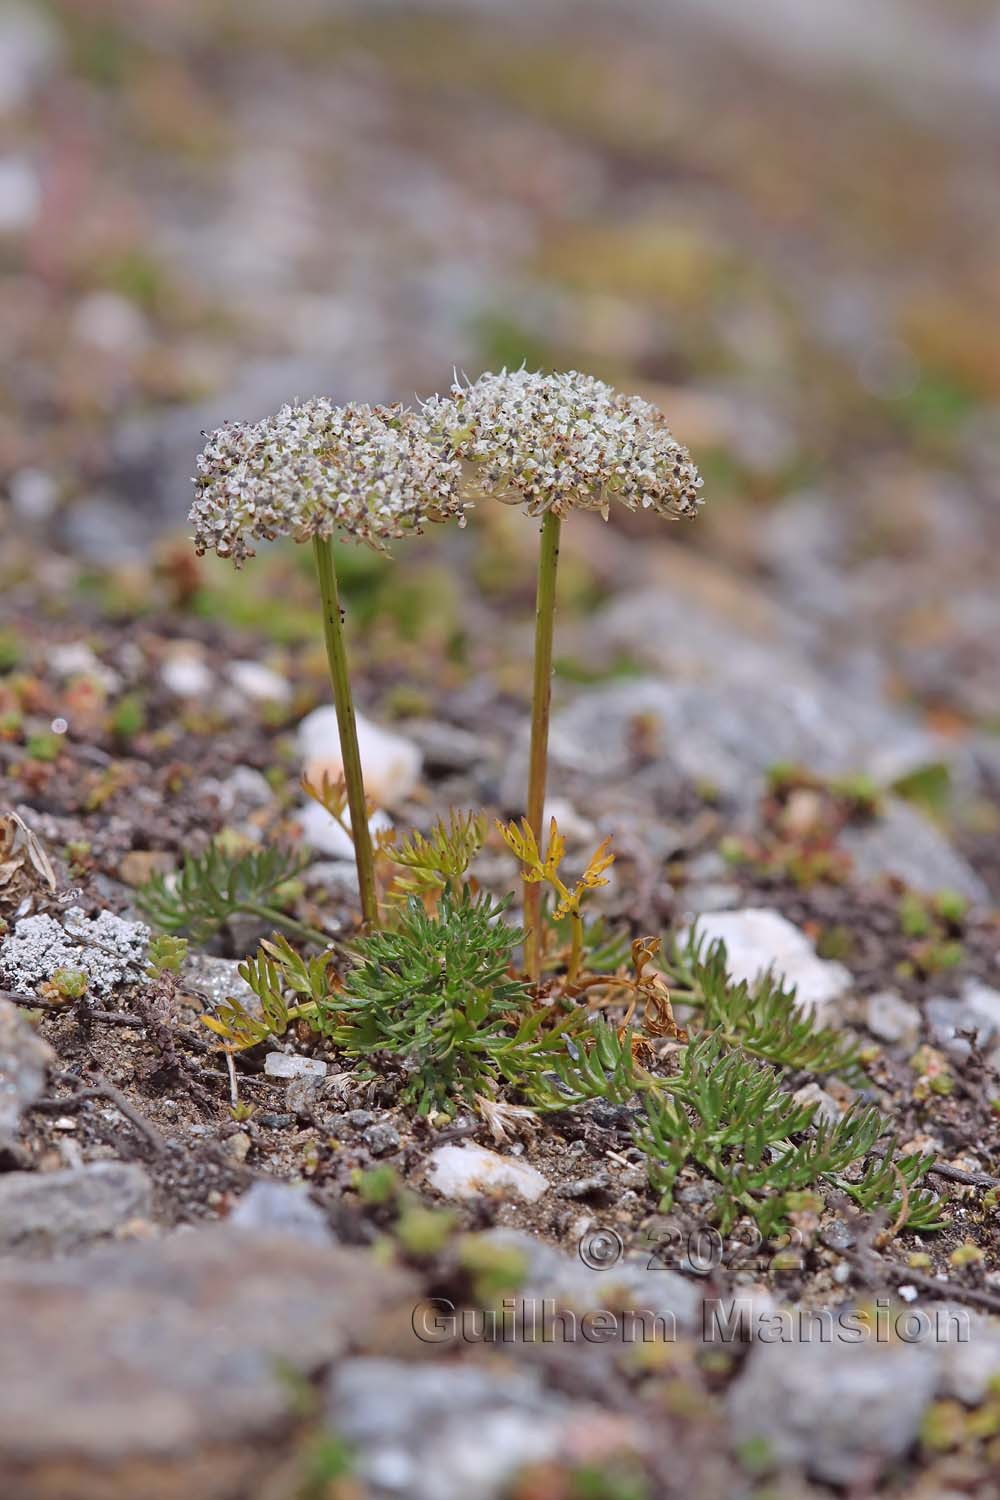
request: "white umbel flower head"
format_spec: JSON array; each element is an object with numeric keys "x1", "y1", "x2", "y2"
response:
[
  {"x1": 423, "y1": 368, "x2": 704, "y2": 521},
  {"x1": 190, "y1": 398, "x2": 467, "y2": 565}
]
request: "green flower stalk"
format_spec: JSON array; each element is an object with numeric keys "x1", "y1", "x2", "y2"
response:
[
  {"x1": 190, "y1": 398, "x2": 468, "y2": 928},
  {"x1": 426, "y1": 369, "x2": 704, "y2": 978}
]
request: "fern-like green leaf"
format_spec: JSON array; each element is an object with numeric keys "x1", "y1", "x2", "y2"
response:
[{"x1": 137, "y1": 844, "x2": 312, "y2": 944}]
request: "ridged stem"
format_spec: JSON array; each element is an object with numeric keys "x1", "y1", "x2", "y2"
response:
[
  {"x1": 524, "y1": 510, "x2": 561, "y2": 981},
  {"x1": 312, "y1": 536, "x2": 379, "y2": 929}
]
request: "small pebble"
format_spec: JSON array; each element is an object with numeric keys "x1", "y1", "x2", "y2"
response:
[
  {"x1": 363, "y1": 1122, "x2": 401, "y2": 1156},
  {"x1": 160, "y1": 649, "x2": 213, "y2": 699},
  {"x1": 426, "y1": 1143, "x2": 549, "y2": 1203},
  {"x1": 229, "y1": 1180, "x2": 333, "y2": 1246},
  {"x1": 557, "y1": 1174, "x2": 610, "y2": 1199},
  {"x1": 264, "y1": 1052, "x2": 328, "y2": 1081},
  {"x1": 227, "y1": 660, "x2": 291, "y2": 705},
  {"x1": 226, "y1": 1131, "x2": 252, "y2": 1163},
  {"x1": 866, "y1": 990, "x2": 921, "y2": 1045}
]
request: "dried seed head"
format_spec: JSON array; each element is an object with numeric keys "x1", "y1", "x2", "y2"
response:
[
  {"x1": 423, "y1": 368, "x2": 704, "y2": 520},
  {"x1": 190, "y1": 399, "x2": 467, "y2": 565}
]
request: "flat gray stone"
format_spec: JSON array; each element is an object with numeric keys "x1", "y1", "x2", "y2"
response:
[
  {"x1": 0, "y1": 1162, "x2": 152, "y2": 1255},
  {"x1": 0, "y1": 1000, "x2": 55, "y2": 1153},
  {"x1": 483, "y1": 1227, "x2": 702, "y2": 1334},
  {"x1": 0, "y1": 1226, "x2": 415, "y2": 1498},
  {"x1": 559, "y1": 577, "x2": 951, "y2": 806},
  {"x1": 228, "y1": 1180, "x2": 334, "y2": 1247},
  {"x1": 728, "y1": 1332, "x2": 938, "y2": 1485},
  {"x1": 929, "y1": 1304, "x2": 1000, "y2": 1404},
  {"x1": 841, "y1": 797, "x2": 988, "y2": 904},
  {"x1": 264, "y1": 1052, "x2": 327, "y2": 1081},
  {"x1": 328, "y1": 1358, "x2": 582, "y2": 1500}
]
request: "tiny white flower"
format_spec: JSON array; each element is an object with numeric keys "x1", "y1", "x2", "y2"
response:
[
  {"x1": 190, "y1": 399, "x2": 468, "y2": 566},
  {"x1": 423, "y1": 367, "x2": 704, "y2": 521}
]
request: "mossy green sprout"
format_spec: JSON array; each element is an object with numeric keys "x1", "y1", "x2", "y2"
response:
[
  {"x1": 191, "y1": 399, "x2": 468, "y2": 927},
  {"x1": 425, "y1": 368, "x2": 704, "y2": 978}
]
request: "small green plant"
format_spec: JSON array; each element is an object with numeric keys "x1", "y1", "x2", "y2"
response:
[
  {"x1": 0, "y1": 630, "x2": 22, "y2": 672},
  {"x1": 25, "y1": 732, "x2": 62, "y2": 762},
  {"x1": 378, "y1": 809, "x2": 488, "y2": 905},
  {"x1": 636, "y1": 1033, "x2": 941, "y2": 1235},
  {"x1": 137, "y1": 843, "x2": 324, "y2": 947},
  {"x1": 457, "y1": 1234, "x2": 529, "y2": 1301},
  {"x1": 424, "y1": 369, "x2": 703, "y2": 978},
  {"x1": 203, "y1": 934, "x2": 335, "y2": 1049},
  {"x1": 352, "y1": 1164, "x2": 400, "y2": 1206},
  {"x1": 145, "y1": 933, "x2": 189, "y2": 977},
  {"x1": 328, "y1": 887, "x2": 573, "y2": 1115},
  {"x1": 897, "y1": 887, "x2": 967, "y2": 976},
  {"x1": 191, "y1": 399, "x2": 469, "y2": 927},
  {"x1": 522, "y1": 1016, "x2": 641, "y2": 1111},
  {"x1": 394, "y1": 1203, "x2": 457, "y2": 1258},
  {"x1": 45, "y1": 967, "x2": 88, "y2": 1001},
  {"x1": 109, "y1": 692, "x2": 146, "y2": 742}
]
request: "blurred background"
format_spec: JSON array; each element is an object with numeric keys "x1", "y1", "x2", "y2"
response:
[{"x1": 2, "y1": 0, "x2": 1000, "y2": 894}]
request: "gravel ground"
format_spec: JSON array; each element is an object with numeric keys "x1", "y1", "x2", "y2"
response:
[{"x1": 2, "y1": 2, "x2": 1000, "y2": 1497}]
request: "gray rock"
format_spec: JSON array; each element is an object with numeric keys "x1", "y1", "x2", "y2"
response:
[
  {"x1": 791, "y1": 1082, "x2": 843, "y2": 1126},
  {"x1": 60, "y1": 493, "x2": 166, "y2": 564},
  {"x1": 557, "y1": 1173, "x2": 611, "y2": 1199},
  {"x1": 926, "y1": 979, "x2": 1000, "y2": 1059},
  {"x1": 228, "y1": 1180, "x2": 334, "y2": 1246},
  {"x1": 286, "y1": 1074, "x2": 323, "y2": 1118},
  {"x1": 0, "y1": 1000, "x2": 55, "y2": 1153},
  {"x1": 0, "y1": 1227, "x2": 415, "y2": 1497},
  {"x1": 682, "y1": 908, "x2": 852, "y2": 1020},
  {"x1": 364, "y1": 1121, "x2": 401, "y2": 1156},
  {"x1": 402, "y1": 718, "x2": 488, "y2": 772},
  {"x1": 200, "y1": 765, "x2": 274, "y2": 818},
  {"x1": 328, "y1": 1359, "x2": 577, "y2": 1500},
  {"x1": 728, "y1": 1333, "x2": 938, "y2": 1484},
  {"x1": 160, "y1": 649, "x2": 214, "y2": 698},
  {"x1": 960, "y1": 977, "x2": 1000, "y2": 1036},
  {"x1": 930, "y1": 1304, "x2": 1000, "y2": 1404},
  {"x1": 264, "y1": 1052, "x2": 327, "y2": 1081},
  {"x1": 820, "y1": 1219, "x2": 856, "y2": 1252},
  {"x1": 302, "y1": 859, "x2": 360, "y2": 895},
  {"x1": 226, "y1": 660, "x2": 291, "y2": 705},
  {"x1": 841, "y1": 797, "x2": 988, "y2": 904},
  {"x1": 683, "y1": 881, "x2": 743, "y2": 913},
  {"x1": 0, "y1": 1162, "x2": 152, "y2": 1255},
  {"x1": 483, "y1": 1227, "x2": 701, "y2": 1333},
  {"x1": 865, "y1": 990, "x2": 921, "y2": 1046},
  {"x1": 0, "y1": 907, "x2": 149, "y2": 999},
  {"x1": 573, "y1": 581, "x2": 952, "y2": 805},
  {"x1": 0, "y1": 3, "x2": 61, "y2": 116}
]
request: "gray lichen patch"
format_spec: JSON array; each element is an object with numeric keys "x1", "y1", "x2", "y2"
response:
[{"x1": 0, "y1": 907, "x2": 149, "y2": 999}]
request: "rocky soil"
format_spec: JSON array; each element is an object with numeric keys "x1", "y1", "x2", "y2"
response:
[{"x1": 2, "y1": 2, "x2": 1000, "y2": 1497}]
